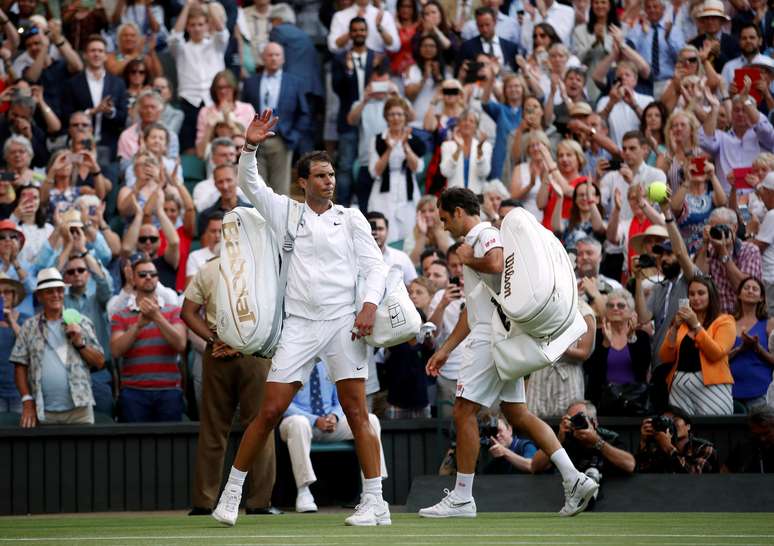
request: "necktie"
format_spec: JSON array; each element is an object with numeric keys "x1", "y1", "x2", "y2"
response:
[
  {"x1": 263, "y1": 89, "x2": 270, "y2": 111},
  {"x1": 309, "y1": 366, "x2": 326, "y2": 416},
  {"x1": 356, "y1": 55, "x2": 364, "y2": 69},
  {"x1": 484, "y1": 40, "x2": 493, "y2": 56},
  {"x1": 651, "y1": 25, "x2": 660, "y2": 80}
]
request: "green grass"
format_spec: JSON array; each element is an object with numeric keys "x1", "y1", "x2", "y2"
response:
[{"x1": 0, "y1": 512, "x2": 773, "y2": 546}]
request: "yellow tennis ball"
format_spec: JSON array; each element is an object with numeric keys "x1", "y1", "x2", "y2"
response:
[{"x1": 648, "y1": 181, "x2": 668, "y2": 203}]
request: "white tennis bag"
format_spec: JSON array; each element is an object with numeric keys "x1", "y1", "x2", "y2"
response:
[
  {"x1": 489, "y1": 208, "x2": 586, "y2": 380},
  {"x1": 364, "y1": 265, "x2": 422, "y2": 348},
  {"x1": 216, "y1": 203, "x2": 304, "y2": 357}
]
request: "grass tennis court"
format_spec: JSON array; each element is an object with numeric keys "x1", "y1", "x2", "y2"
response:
[{"x1": 1, "y1": 512, "x2": 773, "y2": 546}]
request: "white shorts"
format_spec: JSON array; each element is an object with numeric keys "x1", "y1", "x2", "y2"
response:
[
  {"x1": 456, "y1": 337, "x2": 526, "y2": 408},
  {"x1": 268, "y1": 314, "x2": 368, "y2": 385}
]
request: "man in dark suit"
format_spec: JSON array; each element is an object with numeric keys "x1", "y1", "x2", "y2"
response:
[
  {"x1": 62, "y1": 34, "x2": 127, "y2": 159},
  {"x1": 269, "y1": 4, "x2": 324, "y2": 154},
  {"x1": 690, "y1": 0, "x2": 740, "y2": 75},
  {"x1": 331, "y1": 16, "x2": 375, "y2": 207},
  {"x1": 242, "y1": 42, "x2": 310, "y2": 196},
  {"x1": 457, "y1": 7, "x2": 519, "y2": 75}
]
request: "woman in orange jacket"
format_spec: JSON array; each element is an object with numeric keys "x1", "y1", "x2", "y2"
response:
[{"x1": 659, "y1": 277, "x2": 736, "y2": 415}]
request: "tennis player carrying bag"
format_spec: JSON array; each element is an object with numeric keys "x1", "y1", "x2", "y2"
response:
[
  {"x1": 216, "y1": 203, "x2": 304, "y2": 357},
  {"x1": 489, "y1": 208, "x2": 587, "y2": 380}
]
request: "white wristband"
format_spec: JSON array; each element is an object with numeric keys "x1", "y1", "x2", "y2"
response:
[{"x1": 21, "y1": 394, "x2": 34, "y2": 403}]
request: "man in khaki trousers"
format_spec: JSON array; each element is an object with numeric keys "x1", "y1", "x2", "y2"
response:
[{"x1": 182, "y1": 256, "x2": 279, "y2": 515}]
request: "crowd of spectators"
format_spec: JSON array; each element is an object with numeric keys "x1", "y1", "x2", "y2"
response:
[{"x1": 0, "y1": 0, "x2": 772, "y2": 494}]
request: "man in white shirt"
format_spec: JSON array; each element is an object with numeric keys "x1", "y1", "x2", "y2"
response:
[
  {"x1": 720, "y1": 23, "x2": 763, "y2": 89},
  {"x1": 599, "y1": 131, "x2": 666, "y2": 220},
  {"x1": 328, "y1": 0, "x2": 400, "y2": 54},
  {"x1": 753, "y1": 173, "x2": 774, "y2": 315},
  {"x1": 193, "y1": 138, "x2": 248, "y2": 212},
  {"x1": 186, "y1": 212, "x2": 222, "y2": 286},
  {"x1": 419, "y1": 187, "x2": 597, "y2": 519},
  {"x1": 521, "y1": 0, "x2": 575, "y2": 51},
  {"x1": 596, "y1": 61, "x2": 654, "y2": 147},
  {"x1": 169, "y1": 0, "x2": 229, "y2": 153},
  {"x1": 365, "y1": 211, "x2": 417, "y2": 285},
  {"x1": 213, "y1": 112, "x2": 390, "y2": 528}
]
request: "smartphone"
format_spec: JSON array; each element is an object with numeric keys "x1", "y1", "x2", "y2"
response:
[
  {"x1": 371, "y1": 81, "x2": 389, "y2": 93},
  {"x1": 0, "y1": 171, "x2": 14, "y2": 181},
  {"x1": 88, "y1": 205, "x2": 97, "y2": 217},
  {"x1": 679, "y1": 298, "x2": 690, "y2": 309},
  {"x1": 690, "y1": 156, "x2": 707, "y2": 176},
  {"x1": 604, "y1": 158, "x2": 623, "y2": 171},
  {"x1": 0, "y1": 297, "x2": 5, "y2": 323},
  {"x1": 80, "y1": 138, "x2": 93, "y2": 149},
  {"x1": 449, "y1": 276, "x2": 460, "y2": 286}
]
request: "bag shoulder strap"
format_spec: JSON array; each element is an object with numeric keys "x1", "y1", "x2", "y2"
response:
[{"x1": 278, "y1": 200, "x2": 305, "y2": 296}]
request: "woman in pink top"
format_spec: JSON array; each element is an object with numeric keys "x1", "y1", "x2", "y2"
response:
[{"x1": 195, "y1": 69, "x2": 255, "y2": 158}]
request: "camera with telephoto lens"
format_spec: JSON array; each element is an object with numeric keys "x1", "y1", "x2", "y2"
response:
[
  {"x1": 651, "y1": 415, "x2": 676, "y2": 436},
  {"x1": 570, "y1": 412, "x2": 589, "y2": 430},
  {"x1": 709, "y1": 224, "x2": 732, "y2": 241},
  {"x1": 479, "y1": 415, "x2": 499, "y2": 447}
]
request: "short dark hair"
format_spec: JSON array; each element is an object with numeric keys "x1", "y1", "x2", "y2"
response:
[
  {"x1": 365, "y1": 211, "x2": 388, "y2": 228},
  {"x1": 132, "y1": 256, "x2": 155, "y2": 271},
  {"x1": 499, "y1": 198, "x2": 523, "y2": 210},
  {"x1": 622, "y1": 130, "x2": 647, "y2": 146},
  {"x1": 205, "y1": 210, "x2": 225, "y2": 229},
  {"x1": 438, "y1": 187, "x2": 480, "y2": 217},
  {"x1": 475, "y1": 6, "x2": 496, "y2": 19},
  {"x1": 420, "y1": 247, "x2": 445, "y2": 265},
  {"x1": 350, "y1": 16, "x2": 367, "y2": 30},
  {"x1": 213, "y1": 162, "x2": 237, "y2": 178},
  {"x1": 85, "y1": 34, "x2": 107, "y2": 49},
  {"x1": 665, "y1": 405, "x2": 692, "y2": 427},
  {"x1": 447, "y1": 242, "x2": 463, "y2": 257},
  {"x1": 739, "y1": 21, "x2": 763, "y2": 40},
  {"x1": 297, "y1": 151, "x2": 333, "y2": 180}
]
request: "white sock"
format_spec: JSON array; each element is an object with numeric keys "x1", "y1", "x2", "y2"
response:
[
  {"x1": 453, "y1": 472, "x2": 475, "y2": 501},
  {"x1": 550, "y1": 448, "x2": 580, "y2": 482},
  {"x1": 298, "y1": 484, "x2": 312, "y2": 498},
  {"x1": 363, "y1": 477, "x2": 383, "y2": 499},
  {"x1": 226, "y1": 466, "x2": 247, "y2": 489}
]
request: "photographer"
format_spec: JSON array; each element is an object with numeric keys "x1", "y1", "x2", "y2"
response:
[
  {"x1": 695, "y1": 207, "x2": 762, "y2": 314},
  {"x1": 482, "y1": 413, "x2": 538, "y2": 475},
  {"x1": 531, "y1": 400, "x2": 636, "y2": 481},
  {"x1": 636, "y1": 408, "x2": 718, "y2": 474}
]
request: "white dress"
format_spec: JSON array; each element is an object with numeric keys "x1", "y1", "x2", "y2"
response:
[{"x1": 367, "y1": 133, "x2": 423, "y2": 243}]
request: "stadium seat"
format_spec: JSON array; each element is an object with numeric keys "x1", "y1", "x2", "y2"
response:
[{"x1": 182, "y1": 154, "x2": 206, "y2": 185}]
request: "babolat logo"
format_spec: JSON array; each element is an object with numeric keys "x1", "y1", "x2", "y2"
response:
[
  {"x1": 222, "y1": 220, "x2": 256, "y2": 323},
  {"x1": 503, "y1": 253, "x2": 515, "y2": 298}
]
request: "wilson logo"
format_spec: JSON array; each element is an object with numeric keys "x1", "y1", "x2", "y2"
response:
[
  {"x1": 503, "y1": 253, "x2": 515, "y2": 298},
  {"x1": 222, "y1": 220, "x2": 256, "y2": 324}
]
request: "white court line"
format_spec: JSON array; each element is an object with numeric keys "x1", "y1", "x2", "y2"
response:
[{"x1": 2, "y1": 533, "x2": 774, "y2": 543}]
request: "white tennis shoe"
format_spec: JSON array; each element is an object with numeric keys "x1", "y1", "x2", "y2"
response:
[
  {"x1": 418, "y1": 489, "x2": 477, "y2": 518},
  {"x1": 212, "y1": 484, "x2": 242, "y2": 526},
  {"x1": 344, "y1": 493, "x2": 391, "y2": 526}
]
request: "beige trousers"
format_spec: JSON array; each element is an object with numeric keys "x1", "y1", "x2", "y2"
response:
[
  {"x1": 43, "y1": 405, "x2": 94, "y2": 424},
  {"x1": 257, "y1": 135, "x2": 293, "y2": 196},
  {"x1": 278, "y1": 413, "x2": 388, "y2": 488}
]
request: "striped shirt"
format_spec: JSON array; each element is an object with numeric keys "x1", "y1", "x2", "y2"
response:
[{"x1": 111, "y1": 305, "x2": 183, "y2": 391}]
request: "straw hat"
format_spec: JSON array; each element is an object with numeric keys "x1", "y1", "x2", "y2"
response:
[
  {"x1": 630, "y1": 224, "x2": 669, "y2": 256},
  {"x1": 35, "y1": 268, "x2": 66, "y2": 292}
]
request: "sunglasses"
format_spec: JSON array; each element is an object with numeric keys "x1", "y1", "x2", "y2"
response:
[
  {"x1": 65, "y1": 267, "x2": 87, "y2": 275},
  {"x1": 137, "y1": 271, "x2": 159, "y2": 279},
  {"x1": 130, "y1": 69, "x2": 147, "y2": 74},
  {"x1": 605, "y1": 301, "x2": 628, "y2": 310},
  {"x1": 682, "y1": 57, "x2": 699, "y2": 64},
  {"x1": 0, "y1": 234, "x2": 18, "y2": 241},
  {"x1": 138, "y1": 236, "x2": 159, "y2": 244}
]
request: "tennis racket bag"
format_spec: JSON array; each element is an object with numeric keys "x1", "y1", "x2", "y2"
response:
[
  {"x1": 216, "y1": 203, "x2": 304, "y2": 357},
  {"x1": 365, "y1": 265, "x2": 422, "y2": 348}
]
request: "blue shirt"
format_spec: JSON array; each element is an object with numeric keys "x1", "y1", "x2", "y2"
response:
[
  {"x1": 483, "y1": 100, "x2": 522, "y2": 180},
  {"x1": 259, "y1": 69, "x2": 282, "y2": 112},
  {"x1": 40, "y1": 319, "x2": 75, "y2": 412},
  {"x1": 626, "y1": 19, "x2": 685, "y2": 80},
  {"x1": 283, "y1": 361, "x2": 345, "y2": 427},
  {"x1": 510, "y1": 437, "x2": 538, "y2": 459},
  {"x1": 64, "y1": 268, "x2": 114, "y2": 361},
  {"x1": 0, "y1": 314, "x2": 29, "y2": 399}
]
